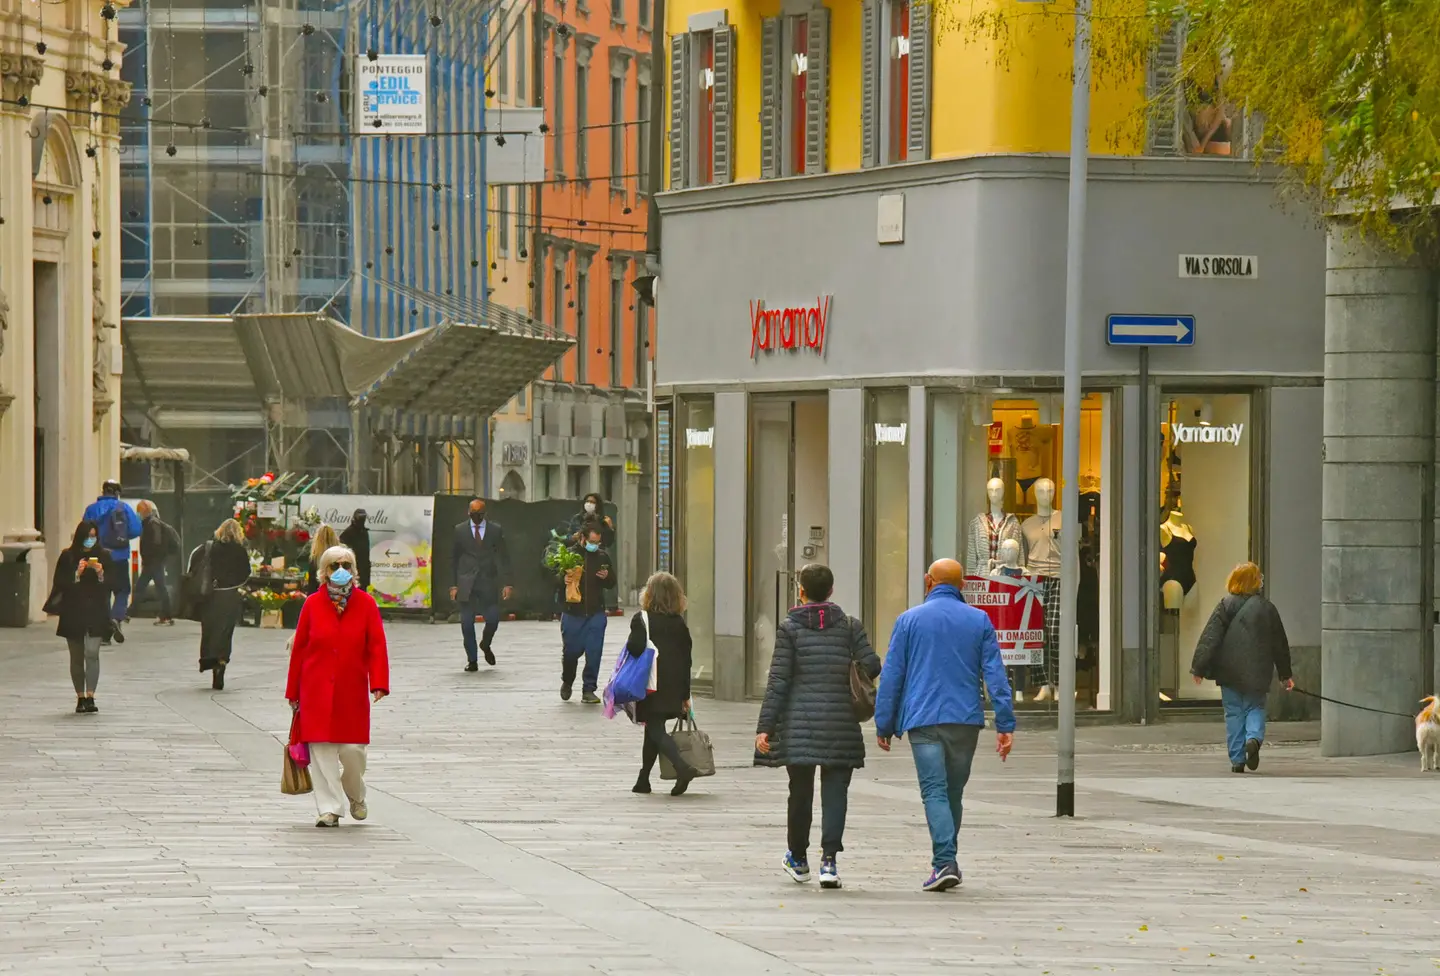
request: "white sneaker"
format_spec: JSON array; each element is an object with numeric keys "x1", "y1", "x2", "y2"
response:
[
  {"x1": 315, "y1": 813, "x2": 339, "y2": 828},
  {"x1": 1035, "y1": 685, "x2": 1053, "y2": 702},
  {"x1": 349, "y1": 800, "x2": 368, "y2": 821}
]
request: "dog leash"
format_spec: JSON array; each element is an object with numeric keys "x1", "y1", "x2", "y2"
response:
[{"x1": 1289, "y1": 687, "x2": 1418, "y2": 720}]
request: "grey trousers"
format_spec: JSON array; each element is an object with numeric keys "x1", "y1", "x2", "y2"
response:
[{"x1": 67, "y1": 636, "x2": 101, "y2": 694}]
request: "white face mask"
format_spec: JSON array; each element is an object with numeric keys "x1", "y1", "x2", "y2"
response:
[{"x1": 584, "y1": 502, "x2": 597, "y2": 514}]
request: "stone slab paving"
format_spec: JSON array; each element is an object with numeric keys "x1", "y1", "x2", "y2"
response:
[{"x1": 0, "y1": 618, "x2": 1436, "y2": 975}]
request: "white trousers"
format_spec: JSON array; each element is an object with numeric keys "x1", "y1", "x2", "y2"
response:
[{"x1": 309, "y1": 742, "x2": 367, "y2": 818}]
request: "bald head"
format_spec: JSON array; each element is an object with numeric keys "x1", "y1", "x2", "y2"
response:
[{"x1": 926, "y1": 558, "x2": 964, "y2": 592}]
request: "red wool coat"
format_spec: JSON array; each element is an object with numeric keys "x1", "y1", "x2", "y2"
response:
[{"x1": 286, "y1": 590, "x2": 390, "y2": 744}]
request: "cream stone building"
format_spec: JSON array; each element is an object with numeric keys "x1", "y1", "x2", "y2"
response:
[{"x1": 0, "y1": 1, "x2": 130, "y2": 618}]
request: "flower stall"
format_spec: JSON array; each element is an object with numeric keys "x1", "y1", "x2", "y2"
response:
[{"x1": 231, "y1": 472, "x2": 320, "y2": 628}]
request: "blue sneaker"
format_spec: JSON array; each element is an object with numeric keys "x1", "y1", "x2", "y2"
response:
[
  {"x1": 818, "y1": 856, "x2": 841, "y2": 889},
  {"x1": 782, "y1": 851, "x2": 810, "y2": 883},
  {"x1": 922, "y1": 862, "x2": 962, "y2": 892}
]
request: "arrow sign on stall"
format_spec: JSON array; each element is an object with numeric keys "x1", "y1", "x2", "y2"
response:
[{"x1": 1106, "y1": 313, "x2": 1196, "y2": 346}]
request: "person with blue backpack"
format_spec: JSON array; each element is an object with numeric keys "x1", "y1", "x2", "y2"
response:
[{"x1": 82, "y1": 479, "x2": 142, "y2": 644}]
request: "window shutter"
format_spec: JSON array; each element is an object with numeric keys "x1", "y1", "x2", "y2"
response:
[
  {"x1": 759, "y1": 17, "x2": 782, "y2": 179},
  {"x1": 1146, "y1": 19, "x2": 1185, "y2": 154},
  {"x1": 711, "y1": 26, "x2": 734, "y2": 184},
  {"x1": 860, "y1": 0, "x2": 880, "y2": 168},
  {"x1": 804, "y1": 7, "x2": 830, "y2": 175},
  {"x1": 906, "y1": 0, "x2": 931, "y2": 160},
  {"x1": 669, "y1": 34, "x2": 689, "y2": 188}
]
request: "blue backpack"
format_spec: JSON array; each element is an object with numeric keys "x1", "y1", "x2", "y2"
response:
[{"x1": 99, "y1": 504, "x2": 132, "y2": 550}]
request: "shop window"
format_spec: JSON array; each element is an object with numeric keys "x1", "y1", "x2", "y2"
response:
[
  {"x1": 760, "y1": 8, "x2": 829, "y2": 178},
  {"x1": 929, "y1": 391, "x2": 1112, "y2": 710},
  {"x1": 678, "y1": 397, "x2": 716, "y2": 687},
  {"x1": 1158, "y1": 393, "x2": 1253, "y2": 702},
  {"x1": 668, "y1": 26, "x2": 734, "y2": 188},
  {"x1": 866, "y1": 390, "x2": 909, "y2": 658},
  {"x1": 860, "y1": 0, "x2": 930, "y2": 167}
]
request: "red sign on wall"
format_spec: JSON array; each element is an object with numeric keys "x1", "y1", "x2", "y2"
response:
[
  {"x1": 749, "y1": 296, "x2": 831, "y2": 358},
  {"x1": 987, "y1": 422, "x2": 1005, "y2": 456}
]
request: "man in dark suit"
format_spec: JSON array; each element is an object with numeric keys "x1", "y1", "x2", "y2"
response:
[{"x1": 450, "y1": 498, "x2": 514, "y2": 671}]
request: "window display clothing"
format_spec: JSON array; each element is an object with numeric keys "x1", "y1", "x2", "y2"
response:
[
  {"x1": 1160, "y1": 535, "x2": 1198, "y2": 594},
  {"x1": 1021, "y1": 513, "x2": 1062, "y2": 578},
  {"x1": 1008, "y1": 424, "x2": 1055, "y2": 493},
  {"x1": 966, "y1": 513, "x2": 1024, "y2": 577}
]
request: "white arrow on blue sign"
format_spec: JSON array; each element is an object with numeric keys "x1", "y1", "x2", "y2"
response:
[{"x1": 1106, "y1": 313, "x2": 1196, "y2": 346}]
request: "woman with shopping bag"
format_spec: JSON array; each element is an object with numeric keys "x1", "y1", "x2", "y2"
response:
[
  {"x1": 285, "y1": 545, "x2": 390, "y2": 827},
  {"x1": 620, "y1": 572, "x2": 700, "y2": 796}
]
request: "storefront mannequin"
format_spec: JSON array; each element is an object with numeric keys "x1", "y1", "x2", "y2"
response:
[
  {"x1": 1159, "y1": 507, "x2": 1198, "y2": 609},
  {"x1": 967, "y1": 477, "x2": 1025, "y2": 575},
  {"x1": 1023, "y1": 478, "x2": 1063, "y2": 699},
  {"x1": 989, "y1": 538, "x2": 1025, "y2": 578}
]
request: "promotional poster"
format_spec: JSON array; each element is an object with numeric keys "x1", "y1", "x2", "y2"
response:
[
  {"x1": 302, "y1": 495, "x2": 434, "y2": 609},
  {"x1": 961, "y1": 574, "x2": 1046, "y2": 666}
]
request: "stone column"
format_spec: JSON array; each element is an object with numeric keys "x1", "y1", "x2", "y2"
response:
[
  {"x1": 96, "y1": 78, "x2": 131, "y2": 483},
  {"x1": 1321, "y1": 220, "x2": 1436, "y2": 756},
  {"x1": 0, "y1": 56, "x2": 45, "y2": 549}
]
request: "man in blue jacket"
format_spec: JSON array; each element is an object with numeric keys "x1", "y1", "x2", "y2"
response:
[
  {"x1": 875, "y1": 557, "x2": 1015, "y2": 892},
  {"x1": 82, "y1": 479, "x2": 142, "y2": 643}
]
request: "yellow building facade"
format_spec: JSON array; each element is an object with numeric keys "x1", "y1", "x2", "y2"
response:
[{"x1": 664, "y1": 0, "x2": 1150, "y2": 187}]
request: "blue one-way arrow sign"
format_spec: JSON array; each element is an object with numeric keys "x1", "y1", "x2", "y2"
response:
[{"x1": 1106, "y1": 313, "x2": 1196, "y2": 346}]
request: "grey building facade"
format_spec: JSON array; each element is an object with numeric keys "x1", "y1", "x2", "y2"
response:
[{"x1": 656, "y1": 154, "x2": 1327, "y2": 723}]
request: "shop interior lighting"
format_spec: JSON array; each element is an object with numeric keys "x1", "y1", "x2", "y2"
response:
[{"x1": 1199, "y1": 399, "x2": 1214, "y2": 426}]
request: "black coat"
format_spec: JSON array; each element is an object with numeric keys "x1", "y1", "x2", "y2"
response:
[
  {"x1": 1190, "y1": 593, "x2": 1293, "y2": 697},
  {"x1": 138, "y1": 516, "x2": 180, "y2": 565},
  {"x1": 339, "y1": 524, "x2": 372, "y2": 589},
  {"x1": 625, "y1": 611, "x2": 692, "y2": 722},
  {"x1": 49, "y1": 549, "x2": 116, "y2": 640},
  {"x1": 555, "y1": 544, "x2": 616, "y2": 616},
  {"x1": 209, "y1": 540, "x2": 251, "y2": 589},
  {"x1": 755, "y1": 602, "x2": 882, "y2": 769}
]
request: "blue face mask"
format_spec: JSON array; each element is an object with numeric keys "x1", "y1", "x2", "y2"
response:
[
  {"x1": 83, "y1": 537, "x2": 97, "y2": 550},
  {"x1": 329, "y1": 567, "x2": 353, "y2": 586},
  {"x1": 584, "y1": 542, "x2": 599, "y2": 553}
]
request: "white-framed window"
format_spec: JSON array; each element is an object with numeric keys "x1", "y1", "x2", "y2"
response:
[
  {"x1": 498, "y1": 13, "x2": 511, "y2": 98},
  {"x1": 861, "y1": 0, "x2": 929, "y2": 167},
  {"x1": 761, "y1": 6, "x2": 829, "y2": 178},
  {"x1": 516, "y1": 15, "x2": 528, "y2": 101},
  {"x1": 553, "y1": 35, "x2": 568, "y2": 177},
  {"x1": 636, "y1": 61, "x2": 651, "y2": 192},
  {"x1": 609, "y1": 258, "x2": 628, "y2": 387},
  {"x1": 497, "y1": 185, "x2": 510, "y2": 257},
  {"x1": 576, "y1": 41, "x2": 594, "y2": 181}
]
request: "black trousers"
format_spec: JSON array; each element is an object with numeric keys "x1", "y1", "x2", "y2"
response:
[
  {"x1": 786, "y1": 764, "x2": 853, "y2": 859},
  {"x1": 639, "y1": 719, "x2": 685, "y2": 778}
]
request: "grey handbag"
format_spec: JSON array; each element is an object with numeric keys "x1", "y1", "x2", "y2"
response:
[{"x1": 658, "y1": 709, "x2": 717, "y2": 780}]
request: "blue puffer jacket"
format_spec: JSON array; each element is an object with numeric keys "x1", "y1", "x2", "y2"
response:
[
  {"x1": 82, "y1": 495, "x2": 142, "y2": 562},
  {"x1": 875, "y1": 584, "x2": 1016, "y2": 738}
]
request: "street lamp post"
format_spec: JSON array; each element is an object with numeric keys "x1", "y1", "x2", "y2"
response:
[{"x1": 1057, "y1": 0, "x2": 1092, "y2": 819}]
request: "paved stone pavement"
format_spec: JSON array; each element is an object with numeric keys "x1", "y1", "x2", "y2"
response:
[{"x1": 0, "y1": 617, "x2": 1436, "y2": 976}]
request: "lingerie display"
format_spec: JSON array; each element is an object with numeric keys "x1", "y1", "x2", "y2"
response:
[
  {"x1": 1159, "y1": 533, "x2": 1198, "y2": 594},
  {"x1": 966, "y1": 512, "x2": 1025, "y2": 576}
]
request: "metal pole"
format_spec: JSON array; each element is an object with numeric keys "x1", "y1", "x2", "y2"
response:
[
  {"x1": 1056, "y1": 0, "x2": 1092, "y2": 819},
  {"x1": 1136, "y1": 347, "x2": 1152, "y2": 724}
]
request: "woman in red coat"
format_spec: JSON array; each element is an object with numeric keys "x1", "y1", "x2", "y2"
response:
[{"x1": 286, "y1": 545, "x2": 390, "y2": 827}]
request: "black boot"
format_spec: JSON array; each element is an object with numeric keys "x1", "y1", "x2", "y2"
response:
[
  {"x1": 76, "y1": 697, "x2": 87, "y2": 714},
  {"x1": 671, "y1": 765, "x2": 698, "y2": 796},
  {"x1": 632, "y1": 774, "x2": 652, "y2": 794},
  {"x1": 212, "y1": 663, "x2": 226, "y2": 691}
]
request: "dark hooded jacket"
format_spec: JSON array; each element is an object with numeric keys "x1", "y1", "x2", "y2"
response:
[{"x1": 755, "y1": 602, "x2": 882, "y2": 769}]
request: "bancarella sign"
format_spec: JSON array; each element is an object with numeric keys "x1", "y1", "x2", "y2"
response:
[
  {"x1": 1171, "y1": 422, "x2": 1245, "y2": 446},
  {"x1": 750, "y1": 296, "x2": 832, "y2": 358}
]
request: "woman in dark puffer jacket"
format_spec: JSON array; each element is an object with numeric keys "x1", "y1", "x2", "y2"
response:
[
  {"x1": 755, "y1": 563, "x2": 882, "y2": 890},
  {"x1": 1190, "y1": 561, "x2": 1294, "y2": 774}
]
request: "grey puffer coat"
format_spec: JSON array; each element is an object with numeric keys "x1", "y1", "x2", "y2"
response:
[
  {"x1": 1189, "y1": 593, "x2": 1293, "y2": 698},
  {"x1": 755, "y1": 602, "x2": 883, "y2": 769}
]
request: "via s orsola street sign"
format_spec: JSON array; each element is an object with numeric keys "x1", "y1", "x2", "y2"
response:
[
  {"x1": 1106, "y1": 313, "x2": 1195, "y2": 346},
  {"x1": 1179, "y1": 254, "x2": 1257, "y2": 279},
  {"x1": 354, "y1": 54, "x2": 428, "y2": 134}
]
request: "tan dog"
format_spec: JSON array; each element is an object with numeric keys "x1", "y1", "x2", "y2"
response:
[{"x1": 1418, "y1": 696, "x2": 1440, "y2": 772}]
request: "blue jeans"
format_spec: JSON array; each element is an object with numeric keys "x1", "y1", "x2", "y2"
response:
[
  {"x1": 1221, "y1": 686, "x2": 1267, "y2": 765},
  {"x1": 909, "y1": 724, "x2": 981, "y2": 870},
  {"x1": 130, "y1": 561, "x2": 173, "y2": 619},
  {"x1": 560, "y1": 612, "x2": 607, "y2": 693},
  {"x1": 459, "y1": 585, "x2": 500, "y2": 664},
  {"x1": 108, "y1": 549, "x2": 131, "y2": 622}
]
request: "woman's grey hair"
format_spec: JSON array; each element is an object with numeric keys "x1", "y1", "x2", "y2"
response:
[
  {"x1": 317, "y1": 545, "x2": 357, "y2": 581},
  {"x1": 640, "y1": 571, "x2": 687, "y2": 615},
  {"x1": 214, "y1": 518, "x2": 244, "y2": 544}
]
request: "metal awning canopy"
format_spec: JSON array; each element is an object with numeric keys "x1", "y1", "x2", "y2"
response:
[{"x1": 120, "y1": 311, "x2": 573, "y2": 421}]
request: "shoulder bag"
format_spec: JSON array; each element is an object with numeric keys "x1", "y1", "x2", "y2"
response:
[
  {"x1": 847, "y1": 616, "x2": 878, "y2": 722},
  {"x1": 659, "y1": 708, "x2": 717, "y2": 780}
]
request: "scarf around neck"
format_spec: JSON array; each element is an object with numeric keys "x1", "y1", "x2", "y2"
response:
[{"x1": 327, "y1": 578, "x2": 354, "y2": 614}]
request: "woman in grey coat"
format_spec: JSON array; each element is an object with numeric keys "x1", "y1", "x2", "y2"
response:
[
  {"x1": 755, "y1": 563, "x2": 882, "y2": 890},
  {"x1": 1190, "y1": 561, "x2": 1294, "y2": 773}
]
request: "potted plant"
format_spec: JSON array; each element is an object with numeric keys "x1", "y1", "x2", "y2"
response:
[{"x1": 543, "y1": 530, "x2": 584, "y2": 604}]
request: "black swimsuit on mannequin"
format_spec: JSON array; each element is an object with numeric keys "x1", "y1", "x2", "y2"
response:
[{"x1": 1159, "y1": 535, "x2": 1197, "y2": 594}]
